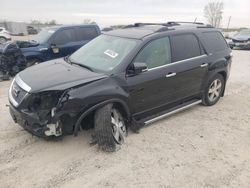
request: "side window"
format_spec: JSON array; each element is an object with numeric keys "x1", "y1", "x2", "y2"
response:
[
  {"x1": 75, "y1": 27, "x2": 98, "y2": 41},
  {"x1": 134, "y1": 37, "x2": 171, "y2": 69},
  {"x1": 52, "y1": 29, "x2": 75, "y2": 45},
  {"x1": 202, "y1": 31, "x2": 228, "y2": 53},
  {"x1": 0, "y1": 29, "x2": 2, "y2": 32},
  {"x1": 171, "y1": 34, "x2": 201, "y2": 62}
]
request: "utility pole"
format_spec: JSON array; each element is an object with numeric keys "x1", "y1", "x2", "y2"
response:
[{"x1": 227, "y1": 16, "x2": 231, "y2": 31}]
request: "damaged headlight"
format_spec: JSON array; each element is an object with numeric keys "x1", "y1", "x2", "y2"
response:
[{"x1": 29, "y1": 91, "x2": 64, "y2": 111}]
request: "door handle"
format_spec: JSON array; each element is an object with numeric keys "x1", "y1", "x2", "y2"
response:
[
  {"x1": 166, "y1": 72, "x2": 176, "y2": 78},
  {"x1": 200, "y1": 63, "x2": 208, "y2": 68}
]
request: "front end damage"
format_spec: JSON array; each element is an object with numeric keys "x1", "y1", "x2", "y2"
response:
[{"x1": 8, "y1": 77, "x2": 76, "y2": 138}]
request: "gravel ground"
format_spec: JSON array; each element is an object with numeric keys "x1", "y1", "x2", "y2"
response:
[{"x1": 0, "y1": 50, "x2": 250, "y2": 188}]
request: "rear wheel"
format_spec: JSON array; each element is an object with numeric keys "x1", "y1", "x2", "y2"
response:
[
  {"x1": 94, "y1": 104, "x2": 127, "y2": 152},
  {"x1": 202, "y1": 74, "x2": 225, "y2": 106}
]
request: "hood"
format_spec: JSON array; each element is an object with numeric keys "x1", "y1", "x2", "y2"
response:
[
  {"x1": 17, "y1": 58, "x2": 108, "y2": 93},
  {"x1": 16, "y1": 40, "x2": 40, "y2": 48},
  {"x1": 232, "y1": 35, "x2": 250, "y2": 41}
]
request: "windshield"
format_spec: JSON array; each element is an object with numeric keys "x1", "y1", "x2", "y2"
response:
[
  {"x1": 69, "y1": 35, "x2": 139, "y2": 72},
  {"x1": 237, "y1": 29, "x2": 250, "y2": 36},
  {"x1": 32, "y1": 28, "x2": 56, "y2": 43}
]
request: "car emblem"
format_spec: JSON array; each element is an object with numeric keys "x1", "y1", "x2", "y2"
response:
[{"x1": 12, "y1": 85, "x2": 20, "y2": 97}]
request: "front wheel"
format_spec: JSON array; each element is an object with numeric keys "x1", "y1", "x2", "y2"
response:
[
  {"x1": 202, "y1": 74, "x2": 225, "y2": 106},
  {"x1": 94, "y1": 104, "x2": 127, "y2": 152}
]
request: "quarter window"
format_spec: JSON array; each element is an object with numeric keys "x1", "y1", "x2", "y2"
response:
[
  {"x1": 134, "y1": 37, "x2": 171, "y2": 69},
  {"x1": 53, "y1": 29, "x2": 75, "y2": 45},
  {"x1": 202, "y1": 31, "x2": 228, "y2": 53},
  {"x1": 171, "y1": 34, "x2": 201, "y2": 62}
]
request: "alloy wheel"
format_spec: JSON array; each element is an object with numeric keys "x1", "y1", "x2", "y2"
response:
[
  {"x1": 110, "y1": 108, "x2": 126, "y2": 144},
  {"x1": 208, "y1": 79, "x2": 222, "y2": 102}
]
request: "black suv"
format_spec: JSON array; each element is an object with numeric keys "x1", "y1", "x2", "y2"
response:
[{"x1": 8, "y1": 22, "x2": 232, "y2": 151}]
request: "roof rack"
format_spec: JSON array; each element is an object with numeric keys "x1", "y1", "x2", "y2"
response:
[{"x1": 123, "y1": 21, "x2": 214, "y2": 32}]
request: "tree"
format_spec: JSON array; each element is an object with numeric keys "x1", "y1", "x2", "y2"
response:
[
  {"x1": 83, "y1": 19, "x2": 96, "y2": 24},
  {"x1": 48, "y1": 20, "x2": 57, "y2": 25},
  {"x1": 204, "y1": 1, "x2": 224, "y2": 28}
]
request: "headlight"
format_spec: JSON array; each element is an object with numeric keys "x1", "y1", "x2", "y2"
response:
[{"x1": 30, "y1": 91, "x2": 63, "y2": 110}]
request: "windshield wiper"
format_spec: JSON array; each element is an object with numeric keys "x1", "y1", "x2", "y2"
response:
[
  {"x1": 71, "y1": 62, "x2": 94, "y2": 72},
  {"x1": 64, "y1": 56, "x2": 93, "y2": 71},
  {"x1": 64, "y1": 55, "x2": 72, "y2": 64}
]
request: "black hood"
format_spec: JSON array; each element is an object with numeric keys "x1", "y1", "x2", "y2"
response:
[{"x1": 18, "y1": 58, "x2": 108, "y2": 93}]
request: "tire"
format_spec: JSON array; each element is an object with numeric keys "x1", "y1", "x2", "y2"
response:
[
  {"x1": 202, "y1": 74, "x2": 225, "y2": 106},
  {"x1": 94, "y1": 104, "x2": 127, "y2": 152},
  {"x1": 26, "y1": 58, "x2": 42, "y2": 67},
  {"x1": 0, "y1": 37, "x2": 7, "y2": 44}
]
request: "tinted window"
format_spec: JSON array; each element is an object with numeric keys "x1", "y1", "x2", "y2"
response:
[
  {"x1": 134, "y1": 37, "x2": 171, "y2": 69},
  {"x1": 76, "y1": 27, "x2": 98, "y2": 41},
  {"x1": 0, "y1": 29, "x2": 2, "y2": 32},
  {"x1": 171, "y1": 34, "x2": 201, "y2": 62},
  {"x1": 202, "y1": 31, "x2": 228, "y2": 53},
  {"x1": 53, "y1": 29, "x2": 75, "y2": 45}
]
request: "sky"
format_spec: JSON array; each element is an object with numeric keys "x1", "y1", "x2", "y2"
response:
[{"x1": 0, "y1": 0, "x2": 249, "y2": 28}]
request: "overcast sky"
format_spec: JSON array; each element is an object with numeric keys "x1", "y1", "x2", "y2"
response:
[{"x1": 0, "y1": 0, "x2": 249, "y2": 28}]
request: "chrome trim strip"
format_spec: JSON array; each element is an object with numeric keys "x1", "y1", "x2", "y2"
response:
[
  {"x1": 148, "y1": 55, "x2": 207, "y2": 71},
  {"x1": 145, "y1": 100, "x2": 202, "y2": 125},
  {"x1": 8, "y1": 79, "x2": 18, "y2": 107},
  {"x1": 15, "y1": 74, "x2": 31, "y2": 92}
]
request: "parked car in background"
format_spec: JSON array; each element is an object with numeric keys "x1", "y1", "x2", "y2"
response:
[
  {"x1": 8, "y1": 22, "x2": 232, "y2": 152},
  {"x1": 228, "y1": 29, "x2": 250, "y2": 49},
  {"x1": 27, "y1": 26, "x2": 38, "y2": 35},
  {"x1": 0, "y1": 27, "x2": 11, "y2": 44},
  {"x1": 16, "y1": 24, "x2": 101, "y2": 66}
]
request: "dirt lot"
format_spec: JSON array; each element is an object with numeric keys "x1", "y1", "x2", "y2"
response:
[{"x1": 0, "y1": 50, "x2": 250, "y2": 188}]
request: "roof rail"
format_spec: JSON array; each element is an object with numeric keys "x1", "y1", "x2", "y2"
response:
[
  {"x1": 167, "y1": 21, "x2": 204, "y2": 25},
  {"x1": 122, "y1": 21, "x2": 214, "y2": 31}
]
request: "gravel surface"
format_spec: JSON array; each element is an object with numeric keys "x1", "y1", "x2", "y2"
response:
[{"x1": 0, "y1": 50, "x2": 250, "y2": 188}]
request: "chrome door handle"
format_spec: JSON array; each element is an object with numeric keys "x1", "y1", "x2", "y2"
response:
[
  {"x1": 200, "y1": 63, "x2": 208, "y2": 68},
  {"x1": 166, "y1": 73, "x2": 176, "y2": 78}
]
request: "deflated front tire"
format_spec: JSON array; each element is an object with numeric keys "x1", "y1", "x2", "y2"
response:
[{"x1": 94, "y1": 104, "x2": 127, "y2": 152}]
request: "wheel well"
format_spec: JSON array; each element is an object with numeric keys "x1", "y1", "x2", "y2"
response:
[
  {"x1": 218, "y1": 71, "x2": 227, "y2": 81},
  {"x1": 113, "y1": 102, "x2": 129, "y2": 121},
  {"x1": 74, "y1": 99, "x2": 130, "y2": 136},
  {"x1": 79, "y1": 102, "x2": 129, "y2": 131},
  {"x1": 218, "y1": 71, "x2": 227, "y2": 97}
]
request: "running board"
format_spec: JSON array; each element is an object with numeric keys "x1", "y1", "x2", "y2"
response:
[{"x1": 144, "y1": 100, "x2": 202, "y2": 125}]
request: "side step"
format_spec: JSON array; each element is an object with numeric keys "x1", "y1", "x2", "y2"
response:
[{"x1": 144, "y1": 100, "x2": 202, "y2": 125}]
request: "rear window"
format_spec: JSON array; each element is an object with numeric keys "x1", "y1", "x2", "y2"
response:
[
  {"x1": 202, "y1": 31, "x2": 228, "y2": 53},
  {"x1": 171, "y1": 34, "x2": 201, "y2": 62},
  {"x1": 75, "y1": 27, "x2": 98, "y2": 41}
]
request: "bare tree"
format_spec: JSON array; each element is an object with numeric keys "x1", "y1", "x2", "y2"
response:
[
  {"x1": 204, "y1": 1, "x2": 224, "y2": 28},
  {"x1": 83, "y1": 18, "x2": 96, "y2": 24}
]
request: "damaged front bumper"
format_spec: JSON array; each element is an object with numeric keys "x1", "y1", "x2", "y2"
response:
[{"x1": 9, "y1": 104, "x2": 62, "y2": 137}]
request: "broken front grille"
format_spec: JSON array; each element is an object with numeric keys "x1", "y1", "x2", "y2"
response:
[{"x1": 9, "y1": 79, "x2": 29, "y2": 107}]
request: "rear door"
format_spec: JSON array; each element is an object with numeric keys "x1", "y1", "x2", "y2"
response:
[{"x1": 167, "y1": 33, "x2": 209, "y2": 100}]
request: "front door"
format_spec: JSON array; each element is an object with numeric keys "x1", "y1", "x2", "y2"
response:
[
  {"x1": 50, "y1": 28, "x2": 77, "y2": 59},
  {"x1": 127, "y1": 36, "x2": 174, "y2": 117}
]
